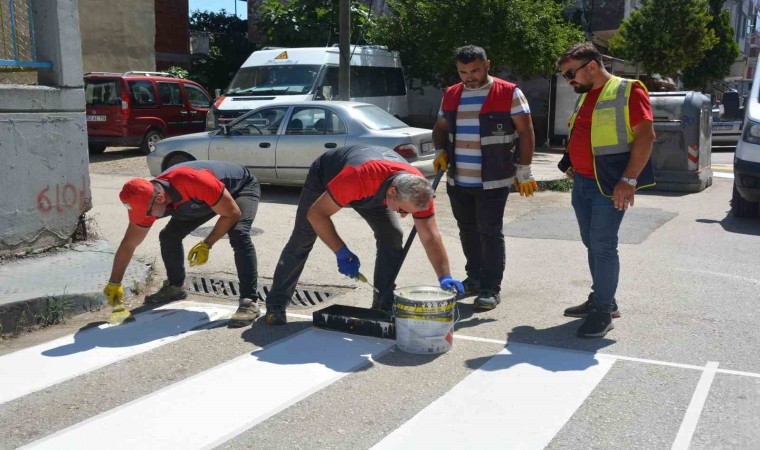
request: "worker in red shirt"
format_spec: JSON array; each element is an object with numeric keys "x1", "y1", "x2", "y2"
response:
[
  {"x1": 264, "y1": 145, "x2": 464, "y2": 325},
  {"x1": 102, "y1": 161, "x2": 262, "y2": 328},
  {"x1": 557, "y1": 43, "x2": 655, "y2": 338}
]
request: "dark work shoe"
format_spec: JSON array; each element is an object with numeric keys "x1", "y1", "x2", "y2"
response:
[
  {"x1": 229, "y1": 298, "x2": 260, "y2": 328},
  {"x1": 564, "y1": 293, "x2": 620, "y2": 319},
  {"x1": 264, "y1": 307, "x2": 287, "y2": 326},
  {"x1": 577, "y1": 311, "x2": 614, "y2": 338},
  {"x1": 145, "y1": 280, "x2": 188, "y2": 304},
  {"x1": 473, "y1": 290, "x2": 501, "y2": 311},
  {"x1": 461, "y1": 278, "x2": 480, "y2": 297}
]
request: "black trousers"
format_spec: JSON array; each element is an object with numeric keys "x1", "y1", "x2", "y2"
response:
[
  {"x1": 446, "y1": 184, "x2": 509, "y2": 292},
  {"x1": 266, "y1": 171, "x2": 403, "y2": 310},
  {"x1": 160, "y1": 180, "x2": 261, "y2": 300}
]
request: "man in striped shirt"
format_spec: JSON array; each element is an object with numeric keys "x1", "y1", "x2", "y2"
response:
[{"x1": 433, "y1": 45, "x2": 536, "y2": 310}]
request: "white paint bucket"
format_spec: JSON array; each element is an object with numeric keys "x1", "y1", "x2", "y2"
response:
[{"x1": 393, "y1": 286, "x2": 457, "y2": 354}]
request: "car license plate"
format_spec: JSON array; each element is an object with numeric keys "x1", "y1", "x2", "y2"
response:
[
  {"x1": 420, "y1": 142, "x2": 435, "y2": 154},
  {"x1": 87, "y1": 115, "x2": 106, "y2": 122}
]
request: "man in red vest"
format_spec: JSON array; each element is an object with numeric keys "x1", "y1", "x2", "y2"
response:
[{"x1": 433, "y1": 45, "x2": 537, "y2": 311}]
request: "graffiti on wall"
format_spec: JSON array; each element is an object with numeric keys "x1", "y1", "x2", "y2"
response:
[{"x1": 37, "y1": 175, "x2": 88, "y2": 213}]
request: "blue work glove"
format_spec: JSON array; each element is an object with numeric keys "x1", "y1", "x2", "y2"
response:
[
  {"x1": 335, "y1": 245, "x2": 360, "y2": 279},
  {"x1": 438, "y1": 275, "x2": 464, "y2": 295}
]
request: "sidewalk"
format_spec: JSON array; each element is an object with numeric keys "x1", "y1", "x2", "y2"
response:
[
  {"x1": 0, "y1": 241, "x2": 151, "y2": 334},
  {"x1": 0, "y1": 149, "x2": 566, "y2": 336}
]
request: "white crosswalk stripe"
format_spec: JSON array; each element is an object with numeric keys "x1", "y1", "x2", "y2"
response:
[
  {"x1": 373, "y1": 343, "x2": 615, "y2": 450},
  {"x1": 22, "y1": 328, "x2": 394, "y2": 450},
  {"x1": 2, "y1": 301, "x2": 758, "y2": 449},
  {"x1": 0, "y1": 301, "x2": 235, "y2": 405}
]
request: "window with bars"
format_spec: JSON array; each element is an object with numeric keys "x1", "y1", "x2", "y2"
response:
[{"x1": 0, "y1": 0, "x2": 52, "y2": 70}]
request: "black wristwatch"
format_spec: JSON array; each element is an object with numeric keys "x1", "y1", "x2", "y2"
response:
[{"x1": 620, "y1": 176, "x2": 637, "y2": 187}]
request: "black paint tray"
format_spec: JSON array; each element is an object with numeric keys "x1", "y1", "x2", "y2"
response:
[{"x1": 312, "y1": 304, "x2": 395, "y2": 339}]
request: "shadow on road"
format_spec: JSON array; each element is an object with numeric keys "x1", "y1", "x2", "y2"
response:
[
  {"x1": 464, "y1": 322, "x2": 616, "y2": 372},
  {"x1": 41, "y1": 307, "x2": 221, "y2": 356},
  {"x1": 696, "y1": 212, "x2": 760, "y2": 236},
  {"x1": 89, "y1": 147, "x2": 144, "y2": 162},
  {"x1": 259, "y1": 184, "x2": 303, "y2": 206}
]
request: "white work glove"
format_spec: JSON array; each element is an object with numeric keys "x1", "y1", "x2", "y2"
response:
[{"x1": 514, "y1": 164, "x2": 538, "y2": 197}]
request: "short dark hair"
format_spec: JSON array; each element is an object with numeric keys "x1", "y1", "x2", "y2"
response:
[
  {"x1": 455, "y1": 45, "x2": 487, "y2": 64},
  {"x1": 556, "y1": 43, "x2": 603, "y2": 68}
]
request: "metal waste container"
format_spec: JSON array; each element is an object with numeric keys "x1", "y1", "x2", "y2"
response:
[{"x1": 649, "y1": 91, "x2": 713, "y2": 192}]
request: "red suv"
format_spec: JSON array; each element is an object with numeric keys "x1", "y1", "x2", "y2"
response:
[{"x1": 84, "y1": 71, "x2": 212, "y2": 154}]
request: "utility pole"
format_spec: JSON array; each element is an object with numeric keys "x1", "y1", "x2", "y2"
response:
[{"x1": 339, "y1": 0, "x2": 350, "y2": 100}]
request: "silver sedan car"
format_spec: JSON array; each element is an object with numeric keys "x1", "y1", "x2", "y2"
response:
[{"x1": 146, "y1": 101, "x2": 436, "y2": 185}]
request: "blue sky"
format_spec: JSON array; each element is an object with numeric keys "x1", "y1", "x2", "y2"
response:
[{"x1": 188, "y1": 0, "x2": 247, "y2": 19}]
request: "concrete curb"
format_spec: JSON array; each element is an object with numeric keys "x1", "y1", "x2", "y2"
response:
[{"x1": 0, "y1": 240, "x2": 151, "y2": 336}]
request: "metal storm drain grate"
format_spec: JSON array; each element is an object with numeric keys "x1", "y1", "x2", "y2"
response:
[
  {"x1": 190, "y1": 226, "x2": 264, "y2": 238},
  {"x1": 186, "y1": 275, "x2": 337, "y2": 309}
]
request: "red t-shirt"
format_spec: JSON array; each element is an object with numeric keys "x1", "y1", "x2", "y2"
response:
[
  {"x1": 568, "y1": 82, "x2": 652, "y2": 178},
  {"x1": 327, "y1": 160, "x2": 435, "y2": 219},
  {"x1": 139, "y1": 166, "x2": 224, "y2": 227}
]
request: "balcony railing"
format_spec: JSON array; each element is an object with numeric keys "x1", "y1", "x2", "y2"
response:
[{"x1": 0, "y1": 0, "x2": 52, "y2": 70}]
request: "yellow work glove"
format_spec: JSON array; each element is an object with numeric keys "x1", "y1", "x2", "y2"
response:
[
  {"x1": 433, "y1": 151, "x2": 448, "y2": 172},
  {"x1": 514, "y1": 164, "x2": 538, "y2": 197},
  {"x1": 103, "y1": 282, "x2": 124, "y2": 307},
  {"x1": 187, "y1": 241, "x2": 211, "y2": 267}
]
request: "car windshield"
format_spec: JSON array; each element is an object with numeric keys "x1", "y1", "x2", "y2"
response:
[
  {"x1": 225, "y1": 65, "x2": 321, "y2": 96},
  {"x1": 85, "y1": 79, "x2": 121, "y2": 106},
  {"x1": 351, "y1": 105, "x2": 408, "y2": 130}
]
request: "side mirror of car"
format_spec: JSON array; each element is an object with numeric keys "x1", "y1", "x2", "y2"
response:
[
  {"x1": 220, "y1": 124, "x2": 229, "y2": 135},
  {"x1": 316, "y1": 85, "x2": 333, "y2": 101}
]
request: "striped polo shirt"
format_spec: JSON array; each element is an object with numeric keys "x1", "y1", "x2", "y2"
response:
[{"x1": 439, "y1": 77, "x2": 531, "y2": 187}]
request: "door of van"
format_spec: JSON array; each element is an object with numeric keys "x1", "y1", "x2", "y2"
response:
[
  {"x1": 127, "y1": 80, "x2": 161, "y2": 137},
  {"x1": 208, "y1": 106, "x2": 289, "y2": 183},
  {"x1": 156, "y1": 81, "x2": 189, "y2": 137},
  {"x1": 182, "y1": 82, "x2": 212, "y2": 133},
  {"x1": 276, "y1": 106, "x2": 348, "y2": 182},
  {"x1": 85, "y1": 77, "x2": 124, "y2": 138}
]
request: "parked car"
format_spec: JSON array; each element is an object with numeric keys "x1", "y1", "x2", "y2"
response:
[
  {"x1": 147, "y1": 101, "x2": 435, "y2": 185},
  {"x1": 711, "y1": 105, "x2": 742, "y2": 149},
  {"x1": 84, "y1": 71, "x2": 212, "y2": 155}
]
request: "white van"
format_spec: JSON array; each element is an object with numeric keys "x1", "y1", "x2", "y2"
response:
[
  {"x1": 206, "y1": 45, "x2": 409, "y2": 129},
  {"x1": 732, "y1": 76, "x2": 760, "y2": 217}
]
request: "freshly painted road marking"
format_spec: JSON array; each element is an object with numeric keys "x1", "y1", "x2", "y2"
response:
[
  {"x1": 0, "y1": 301, "x2": 235, "y2": 405},
  {"x1": 672, "y1": 361, "x2": 719, "y2": 450},
  {"x1": 456, "y1": 334, "x2": 760, "y2": 378},
  {"x1": 713, "y1": 172, "x2": 734, "y2": 179},
  {"x1": 372, "y1": 342, "x2": 616, "y2": 449},
  {"x1": 23, "y1": 329, "x2": 394, "y2": 450}
]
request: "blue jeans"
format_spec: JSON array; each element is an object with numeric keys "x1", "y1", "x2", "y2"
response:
[{"x1": 571, "y1": 173, "x2": 625, "y2": 313}]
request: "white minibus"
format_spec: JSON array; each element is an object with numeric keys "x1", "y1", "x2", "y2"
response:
[
  {"x1": 732, "y1": 71, "x2": 760, "y2": 217},
  {"x1": 206, "y1": 45, "x2": 409, "y2": 129}
]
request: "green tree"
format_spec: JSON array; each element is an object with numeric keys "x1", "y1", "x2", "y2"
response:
[
  {"x1": 189, "y1": 10, "x2": 255, "y2": 94},
  {"x1": 366, "y1": 0, "x2": 584, "y2": 89},
  {"x1": 681, "y1": 0, "x2": 740, "y2": 91},
  {"x1": 608, "y1": 0, "x2": 718, "y2": 78},
  {"x1": 255, "y1": 0, "x2": 372, "y2": 47}
]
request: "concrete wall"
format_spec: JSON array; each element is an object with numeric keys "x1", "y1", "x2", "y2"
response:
[
  {"x1": 0, "y1": 0, "x2": 91, "y2": 257},
  {"x1": 78, "y1": 0, "x2": 155, "y2": 72}
]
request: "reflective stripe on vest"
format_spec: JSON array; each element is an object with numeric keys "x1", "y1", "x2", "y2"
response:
[{"x1": 568, "y1": 77, "x2": 645, "y2": 156}]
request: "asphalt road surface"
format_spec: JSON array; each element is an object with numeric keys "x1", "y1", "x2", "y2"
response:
[{"x1": 1, "y1": 148, "x2": 758, "y2": 449}]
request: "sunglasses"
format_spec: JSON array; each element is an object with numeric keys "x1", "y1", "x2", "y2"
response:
[
  {"x1": 147, "y1": 191, "x2": 159, "y2": 217},
  {"x1": 562, "y1": 59, "x2": 592, "y2": 80}
]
